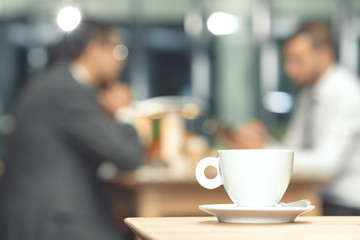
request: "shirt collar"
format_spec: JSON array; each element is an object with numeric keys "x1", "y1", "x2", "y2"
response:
[
  {"x1": 307, "y1": 63, "x2": 337, "y2": 101},
  {"x1": 70, "y1": 62, "x2": 93, "y2": 86},
  {"x1": 311, "y1": 64, "x2": 337, "y2": 94}
]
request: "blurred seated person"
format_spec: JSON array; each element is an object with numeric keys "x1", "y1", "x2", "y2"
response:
[
  {"x1": 219, "y1": 21, "x2": 360, "y2": 216},
  {"x1": 0, "y1": 19, "x2": 143, "y2": 240}
]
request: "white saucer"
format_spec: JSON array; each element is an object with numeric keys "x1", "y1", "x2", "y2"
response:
[{"x1": 199, "y1": 203, "x2": 315, "y2": 224}]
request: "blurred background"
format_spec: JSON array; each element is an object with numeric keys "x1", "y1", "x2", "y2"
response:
[
  {"x1": 2, "y1": 0, "x2": 360, "y2": 159},
  {"x1": 1, "y1": 0, "x2": 360, "y2": 221}
]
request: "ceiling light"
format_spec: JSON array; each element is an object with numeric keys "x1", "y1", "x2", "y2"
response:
[
  {"x1": 207, "y1": 12, "x2": 239, "y2": 35},
  {"x1": 57, "y1": 6, "x2": 82, "y2": 32}
]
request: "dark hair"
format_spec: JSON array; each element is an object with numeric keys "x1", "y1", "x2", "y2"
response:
[
  {"x1": 286, "y1": 21, "x2": 334, "y2": 49},
  {"x1": 49, "y1": 19, "x2": 113, "y2": 63}
]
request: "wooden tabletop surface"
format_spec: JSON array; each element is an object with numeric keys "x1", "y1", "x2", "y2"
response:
[{"x1": 125, "y1": 216, "x2": 360, "y2": 240}]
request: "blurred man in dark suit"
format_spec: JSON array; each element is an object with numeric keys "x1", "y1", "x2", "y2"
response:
[{"x1": 0, "y1": 20, "x2": 143, "y2": 240}]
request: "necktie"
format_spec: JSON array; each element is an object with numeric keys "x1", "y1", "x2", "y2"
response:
[{"x1": 302, "y1": 92, "x2": 316, "y2": 149}]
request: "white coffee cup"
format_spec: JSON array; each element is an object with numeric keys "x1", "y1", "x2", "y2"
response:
[{"x1": 195, "y1": 149, "x2": 294, "y2": 207}]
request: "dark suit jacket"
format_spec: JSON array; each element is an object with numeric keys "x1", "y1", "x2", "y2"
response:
[{"x1": 0, "y1": 62, "x2": 143, "y2": 240}]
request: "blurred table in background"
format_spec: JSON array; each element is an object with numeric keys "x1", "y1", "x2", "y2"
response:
[{"x1": 109, "y1": 166, "x2": 328, "y2": 217}]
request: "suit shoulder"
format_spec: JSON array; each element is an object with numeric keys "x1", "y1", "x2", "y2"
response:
[{"x1": 19, "y1": 62, "x2": 96, "y2": 112}]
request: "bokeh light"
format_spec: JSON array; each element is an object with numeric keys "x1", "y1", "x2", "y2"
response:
[{"x1": 57, "y1": 6, "x2": 82, "y2": 32}]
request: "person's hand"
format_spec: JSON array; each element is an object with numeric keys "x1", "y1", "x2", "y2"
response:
[
  {"x1": 217, "y1": 120, "x2": 268, "y2": 149},
  {"x1": 233, "y1": 120, "x2": 268, "y2": 149},
  {"x1": 97, "y1": 82, "x2": 132, "y2": 117}
]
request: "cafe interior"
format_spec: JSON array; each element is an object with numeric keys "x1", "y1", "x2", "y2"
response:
[{"x1": 1, "y1": 0, "x2": 360, "y2": 239}]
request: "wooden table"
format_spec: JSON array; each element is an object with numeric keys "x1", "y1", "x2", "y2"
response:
[
  {"x1": 110, "y1": 171, "x2": 326, "y2": 217},
  {"x1": 125, "y1": 216, "x2": 360, "y2": 240}
]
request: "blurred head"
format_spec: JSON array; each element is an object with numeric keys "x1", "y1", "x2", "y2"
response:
[
  {"x1": 283, "y1": 21, "x2": 335, "y2": 87},
  {"x1": 54, "y1": 20, "x2": 125, "y2": 86}
]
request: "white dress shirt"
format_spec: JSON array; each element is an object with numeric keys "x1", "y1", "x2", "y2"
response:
[{"x1": 274, "y1": 64, "x2": 360, "y2": 208}]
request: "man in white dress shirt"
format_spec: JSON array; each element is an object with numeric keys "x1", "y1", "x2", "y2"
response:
[{"x1": 225, "y1": 22, "x2": 360, "y2": 215}]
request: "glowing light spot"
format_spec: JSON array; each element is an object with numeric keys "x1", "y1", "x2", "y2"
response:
[{"x1": 57, "y1": 7, "x2": 82, "y2": 32}]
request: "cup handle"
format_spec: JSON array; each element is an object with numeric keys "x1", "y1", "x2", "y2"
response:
[{"x1": 195, "y1": 157, "x2": 222, "y2": 189}]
